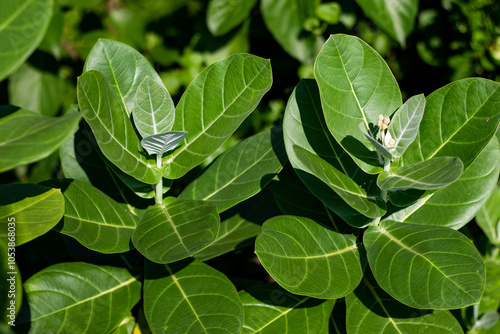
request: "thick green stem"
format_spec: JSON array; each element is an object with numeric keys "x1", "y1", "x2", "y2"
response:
[{"x1": 155, "y1": 154, "x2": 162, "y2": 204}]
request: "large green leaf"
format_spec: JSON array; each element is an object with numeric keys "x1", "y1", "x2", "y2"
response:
[
  {"x1": 255, "y1": 215, "x2": 362, "y2": 299},
  {"x1": 163, "y1": 53, "x2": 272, "y2": 179},
  {"x1": 179, "y1": 127, "x2": 287, "y2": 212},
  {"x1": 282, "y1": 79, "x2": 374, "y2": 228},
  {"x1": 314, "y1": 34, "x2": 402, "y2": 174},
  {"x1": 261, "y1": 0, "x2": 323, "y2": 64},
  {"x1": 294, "y1": 145, "x2": 386, "y2": 219},
  {"x1": 0, "y1": 0, "x2": 53, "y2": 81},
  {"x1": 388, "y1": 138, "x2": 500, "y2": 229},
  {"x1": 207, "y1": 0, "x2": 257, "y2": 36},
  {"x1": 83, "y1": 39, "x2": 164, "y2": 115},
  {"x1": 346, "y1": 275, "x2": 464, "y2": 333},
  {"x1": 77, "y1": 70, "x2": 161, "y2": 184},
  {"x1": 0, "y1": 184, "x2": 64, "y2": 246},
  {"x1": 475, "y1": 185, "x2": 500, "y2": 245},
  {"x1": 47, "y1": 179, "x2": 139, "y2": 254},
  {"x1": 354, "y1": 0, "x2": 419, "y2": 47},
  {"x1": 18, "y1": 262, "x2": 141, "y2": 333},
  {"x1": 144, "y1": 260, "x2": 243, "y2": 334},
  {"x1": 364, "y1": 220, "x2": 485, "y2": 309},
  {"x1": 0, "y1": 107, "x2": 82, "y2": 173},
  {"x1": 240, "y1": 283, "x2": 334, "y2": 333},
  {"x1": 132, "y1": 200, "x2": 219, "y2": 264},
  {"x1": 402, "y1": 78, "x2": 500, "y2": 170}
]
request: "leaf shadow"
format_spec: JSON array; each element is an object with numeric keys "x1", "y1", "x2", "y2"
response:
[
  {"x1": 144, "y1": 258, "x2": 194, "y2": 280},
  {"x1": 340, "y1": 135, "x2": 380, "y2": 169}
]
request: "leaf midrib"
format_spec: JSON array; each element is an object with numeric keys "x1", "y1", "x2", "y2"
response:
[{"x1": 258, "y1": 243, "x2": 357, "y2": 259}]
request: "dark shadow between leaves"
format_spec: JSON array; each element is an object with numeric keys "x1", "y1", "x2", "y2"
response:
[
  {"x1": 340, "y1": 135, "x2": 381, "y2": 168},
  {"x1": 144, "y1": 258, "x2": 194, "y2": 280},
  {"x1": 0, "y1": 105, "x2": 20, "y2": 119},
  {"x1": 0, "y1": 183, "x2": 55, "y2": 206}
]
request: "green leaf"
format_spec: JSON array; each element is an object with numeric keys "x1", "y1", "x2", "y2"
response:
[
  {"x1": 47, "y1": 179, "x2": 139, "y2": 254},
  {"x1": 179, "y1": 127, "x2": 287, "y2": 212},
  {"x1": 316, "y1": 2, "x2": 342, "y2": 24},
  {"x1": 346, "y1": 276, "x2": 464, "y2": 333},
  {"x1": 0, "y1": 108, "x2": 82, "y2": 173},
  {"x1": 207, "y1": 0, "x2": 258, "y2": 36},
  {"x1": 294, "y1": 145, "x2": 386, "y2": 218},
  {"x1": 240, "y1": 283, "x2": 334, "y2": 333},
  {"x1": 479, "y1": 259, "x2": 500, "y2": 314},
  {"x1": 255, "y1": 215, "x2": 362, "y2": 299},
  {"x1": 314, "y1": 34, "x2": 402, "y2": 174},
  {"x1": 361, "y1": 127, "x2": 393, "y2": 161},
  {"x1": 0, "y1": 184, "x2": 64, "y2": 246},
  {"x1": 18, "y1": 262, "x2": 141, "y2": 333},
  {"x1": 364, "y1": 220, "x2": 485, "y2": 309},
  {"x1": 110, "y1": 314, "x2": 135, "y2": 334},
  {"x1": 354, "y1": 0, "x2": 419, "y2": 47},
  {"x1": 83, "y1": 39, "x2": 164, "y2": 115},
  {"x1": 387, "y1": 94, "x2": 425, "y2": 158},
  {"x1": 163, "y1": 53, "x2": 272, "y2": 179},
  {"x1": 132, "y1": 200, "x2": 219, "y2": 264},
  {"x1": 261, "y1": 0, "x2": 323, "y2": 64},
  {"x1": 132, "y1": 76, "x2": 175, "y2": 138},
  {"x1": 282, "y1": 79, "x2": 374, "y2": 227},
  {"x1": 0, "y1": 0, "x2": 53, "y2": 81},
  {"x1": 402, "y1": 78, "x2": 500, "y2": 170},
  {"x1": 38, "y1": 3, "x2": 63, "y2": 58},
  {"x1": 475, "y1": 185, "x2": 500, "y2": 245},
  {"x1": 388, "y1": 137, "x2": 500, "y2": 229},
  {"x1": 144, "y1": 260, "x2": 243, "y2": 334},
  {"x1": 140, "y1": 131, "x2": 187, "y2": 156},
  {"x1": 377, "y1": 156, "x2": 463, "y2": 191},
  {"x1": 77, "y1": 70, "x2": 161, "y2": 184}
]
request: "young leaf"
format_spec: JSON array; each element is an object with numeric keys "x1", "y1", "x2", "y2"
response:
[
  {"x1": 387, "y1": 94, "x2": 425, "y2": 158},
  {"x1": 178, "y1": 127, "x2": 287, "y2": 212},
  {"x1": 0, "y1": 184, "x2": 64, "y2": 246},
  {"x1": 0, "y1": 0, "x2": 53, "y2": 81},
  {"x1": 132, "y1": 76, "x2": 175, "y2": 138},
  {"x1": 163, "y1": 53, "x2": 272, "y2": 179},
  {"x1": 18, "y1": 262, "x2": 141, "y2": 333},
  {"x1": 361, "y1": 126, "x2": 393, "y2": 161},
  {"x1": 377, "y1": 156, "x2": 463, "y2": 191},
  {"x1": 132, "y1": 200, "x2": 219, "y2": 263},
  {"x1": 207, "y1": 0, "x2": 258, "y2": 36},
  {"x1": 314, "y1": 34, "x2": 402, "y2": 174},
  {"x1": 0, "y1": 108, "x2": 82, "y2": 173},
  {"x1": 255, "y1": 215, "x2": 362, "y2": 299},
  {"x1": 293, "y1": 145, "x2": 386, "y2": 219},
  {"x1": 140, "y1": 131, "x2": 188, "y2": 156},
  {"x1": 475, "y1": 185, "x2": 500, "y2": 245},
  {"x1": 77, "y1": 70, "x2": 161, "y2": 184},
  {"x1": 240, "y1": 283, "x2": 334, "y2": 333},
  {"x1": 364, "y1": 220, "x2": 485, "y2": 309},
  {"x1": 144, "y1": 260, "x2": 243, "y2": 334}
]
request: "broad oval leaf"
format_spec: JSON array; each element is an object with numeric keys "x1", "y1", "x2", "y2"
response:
[
  {"x1": 0, "y1": 107, "x2": 82, "y2": 173},
  {"x1": 0, "y1": 0, "x2": 53, "y2": 81},
  {"x1": 475, "y1": 185, "x2": 500, "y2": 245},
  {"x1": 354, "y1": 0, "x2": 419, "y2": 47},
  {"x1": 163, "y1": 53, "x2": 272, "y2": 179},
  {"x1": 18, "y1": 262, "x2": 141, "y2": 333},
  {"x1": 83, "y1": 39, "x2": 165, "y2": 115},
  {"x1": 377, "y1": 156, "x2": 463, "y2": 191},
  {"x1": 346, "y1": 276, "x2": 464, "y2": 333},
  {"x1": 133, "y1": 76, "x2": 175, "y2": 138},
  {"x1": 240, "y1": 283, "x2": 334, "y2": 333},
  {"x1": 402, "y1": 78, "x2": 500, "y2": 170},
  {"x1": 255, "y1": 215, "x2": 362, "y2": 299},
  {"x1": 0, "y1": 184, "x2": 64, "y2": 246},
  {"x1": 314, "y1": 34, "x2": 402, "y2": 174},
  {"x1": 207, "y1": 0, "x2": 257, "y2": 36},
  {"x1": 364, "y1": 220, "x2": 485, "y2": 309},
  {"x1": 294, "y1": 145, "x2": 386, "y2": 218},
  {"x1": 132, "y1": 200, "x2": 219, "y2": 264},
  {"x1": 179, "y1": 127, "x2": 287, "y2": 212},
  {"x1": 77, "y1": 70, "x2": 161, "y2": 184},
  {"x1": 47, "y1": 179, "x2": 138, "y2": 254},
  {"x1": 144, "y1": 260, "x2": 243, "y2": 334},
  {"x1": 140, "y1": 131, "x2": 188, "y2": 156}
]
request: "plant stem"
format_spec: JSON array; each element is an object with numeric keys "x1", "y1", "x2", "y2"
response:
[{"x1": 155, "y1": 154, "x2": 162, "y2": 204}]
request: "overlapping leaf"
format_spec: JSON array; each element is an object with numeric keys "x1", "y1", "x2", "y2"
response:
[
  {"x1": 18, "y1": 262, "x2": 141, "y2": 333},
  {"x1": 179, "y1": 127, "x2": 286, "y2": 212},
  {"x1": 132, "y1": 200, "x2": 219, "y2": 263},
  {"x1": 364, "y1": 220, "x2": 485, "y2": 309},
  {"x1": 163, "y1": 53, "x2": 272, "y2": 179},
  {"x1": 314, "y1": 34, "x2": 402, "y2": 174},
  {"x1": 0, "y1": 184, "x2": 64, "y2": 246},
  {"x1": 207, "y1": 0, "x2": 257, "y2": 36},
  {"x1": 140, "y1": 131, "x2": 187, "y2": 156},
  {"x1": 144, "y1": 260, "x2": 243, "y2": 334},
  {"x1": 255, "y1": 215, "x2": 362, "y2": 299},
  {"x1": 475, "y1": 185, "x2": 500, "y2": 245},
  {"x1": 240, "y1": 283, "x2": 334, "y2": 333}
]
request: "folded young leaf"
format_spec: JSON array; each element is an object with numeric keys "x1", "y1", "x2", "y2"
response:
[
  {"x1": 377, "y1": 156, "x2": 463, "y2": 191},
  {"x1": 364, "y1": 220, "x2": 485, "y2": 309},
  {"x1": 140, "y1": 131, "x2": 188, "y2": 156},
  {"x1": 361, "y1": 125, "x2": 393, "y2": 161}
]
